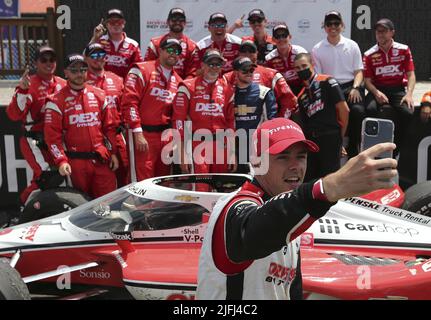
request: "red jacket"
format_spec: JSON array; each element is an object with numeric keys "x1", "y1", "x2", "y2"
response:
[
  {"x1": 121, "y1": 61, "x2": 182, "y2": 131},
  {"x1": 363, "y1": 41, "x2": 415, "y2": 88},
  {"x1": 98, "y1": 33, "x2": 143, "y2": 79},
  {"x1": 86, "y1": 70, "x2": 124, "y2": 126},
  {"x1": 224, "y1": 65, "x2": 297, "y2": 118},
  {"x1": 172, "y1": 76, "x2": 235, "y2": 137},
  {"x1": 265, "y1": 45, "x2": 308, "y2": 91},
  {"x1": 44, "y1": 84, "x2": 117, "y2": 166},
  {"x1": 7, "y1": 74, "x2": 66, "y2": 132},
  {"x1": 193, "y1": 34, "x2": 242, "y2": 74},
  {"x1": 144, "y1": 33, "x2": 197, "y2": 80}
]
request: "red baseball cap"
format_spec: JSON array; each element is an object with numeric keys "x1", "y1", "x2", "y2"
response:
[{"x1": 254, "y1": 118, "x2": 319, "y2": 156}]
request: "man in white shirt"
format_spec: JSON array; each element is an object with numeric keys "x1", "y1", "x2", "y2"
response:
[{"x1": 312, "y1": 11, "x2": 365, "y2": 158}]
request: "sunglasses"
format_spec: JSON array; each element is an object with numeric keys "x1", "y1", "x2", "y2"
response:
[
  {"x1": 68, "y1": 67, "x2": 88, "y2": 74},
  {"x1": 165, "y1": 47, "x2": 182, "y2": 55},
  {"x1": 207, "y1": 62, "x2": 223, "y2": 68},
  {"x1": 108, "y1": 19, "x2": 125, "y2": 26},
  {"x1": 39, "y1": 56, "x2": 56, "y2": 63},
  {"x1": 241, "y1": 68, "x2": 255, "y2": 74},
  {"x1": 210, "y1": 23, "x2": 226, "y2": 29},
  {"x1": 89, "y1": 52, "x2": 106, "y2": 60},
  {"x1": 170, "y1": 17, "x2": 186, "y2": 23},
  {"x1": 325, "y1": 21, "x2": 341, "y2": 28},
  {"x1": 274, "y1": 33, "x2": 289, "y2": 40},
  {"x1": 249, "y1": 18, "x2": 264, "y2": 25}
]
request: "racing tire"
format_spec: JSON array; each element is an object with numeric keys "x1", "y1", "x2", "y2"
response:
[
  {"x1": 19, "y1": 187, "x2": 91, "y2": 224},
  {"x1": 0, "y1": 258, "x2": 31, "y2": 300},
  {"x1": 402, "y1": 181, "x2": 431, "y2": 217}
]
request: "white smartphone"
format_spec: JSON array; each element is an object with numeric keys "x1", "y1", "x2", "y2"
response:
[{"x1": 360, "y1": 118, "x2": 394, "y2": 159}]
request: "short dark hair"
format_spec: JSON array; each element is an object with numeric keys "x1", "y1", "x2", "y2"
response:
[{"x1": 294, "y1": 52, "x2": 312, "y2": 64}]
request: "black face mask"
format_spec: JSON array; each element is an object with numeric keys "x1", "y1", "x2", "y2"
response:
[{"x1": 297, "y1": 68, "x2": 313, "y2": 81}]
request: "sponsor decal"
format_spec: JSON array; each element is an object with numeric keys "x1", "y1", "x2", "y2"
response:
[
  {"x1": 110, "y1": 232, "x2": 133, "y2": 241},
  {"x1": 422, "y1": 260, "x2": 431, "y2": 273},
  {"x1": 380, "y1": 189, "x2": 401, "y2": 205},
  {"x1": 19, "y1": 224, "x2": 40, "y2": 242},
  {"x1": 128, "y1": 185, "x2": 147, "y2": 197},
  {"x1": 105, "y1": 55, "x2": 127, "y2": 66},
  {"x1": 79, "y1": 269, "x2": 111, "y2": 279},
  {"x1": 69, "y1": 112, "x2": 100, "y2": 127},
  {"x1": 318, "y1": 219, "x2": 341, "y2": 234},
  {"x1": 376, "y1": 64, "x2": 402, "y2": 76},
  {"x1": 235, "y1": 105, "x2": 257, "y2": 116},
  {"x1": 344, "y1": 222, "x2": 419, "y2": 237},
  {"x1": 150, "y1": 87, "x2": 175, "y2": 102},
  {"x1": 174, "y1": 195, "x2": 199, "y2": 202},
  {"x1": 0, "y1": 228, "x2": 12, "y2": 236},
  {"x1": 300, "y1": 233, "x2": 314, "y2": 247},
  {"x1": 266, "y1": 262, "x2": 296, "y2": 286}
]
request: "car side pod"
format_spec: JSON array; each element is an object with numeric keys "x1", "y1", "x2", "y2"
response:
[{"x1": 110, "y1": 231, "x2": 136, "y2": 255}]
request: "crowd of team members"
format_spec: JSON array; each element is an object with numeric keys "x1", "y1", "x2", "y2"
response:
[{"x1": 7, "y1": 7, "x2": 429, "y2": 206}]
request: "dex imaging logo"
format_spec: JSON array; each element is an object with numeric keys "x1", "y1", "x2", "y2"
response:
[{"x1": 318, "y1": 219, "x2": 340, "y2": 234}]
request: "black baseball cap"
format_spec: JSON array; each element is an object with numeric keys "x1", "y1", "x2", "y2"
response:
[
  {"x1": 209, "y1": 12, "x2": 227, "y2": 24},
  {"x1": 233, "y1": 57, "x2": 257, "y2": 71},
  {"x1": 84, "y1": 43, "x2": 106, "y2": 57},
  {"x1": 106, "y1": 9, "x2": 124, "y2": 20},
  {"x1": 273, "y1": 24, "x2": 290, "y2": 37},
  {"x1": 160, "y1": 38, "x2": 182, "y2": 51},
  {"x1": 65, "y1": 54, "x2": 87, "y2": 68},
  {"x1": 248, "y1": 9, "x2": 265, "y2": 20},
  {"x1": 35, "y1": 46, "x2": 56, "y2": 59},
  {"x1": 239, "y1": 40, "x2": 257, "y2": 53},
  {"x1": 203, "y1": 49, "x2": 225, "y2": 63},
  {"x1": 375, "y1": 18, "x2": 395, "y2": 30},
  {"x1": 324, "y1": 10, "x2": 342, "y2": 22},
  {"x1": 168, "y1": 8, "x2": 186, "y2": 20}
]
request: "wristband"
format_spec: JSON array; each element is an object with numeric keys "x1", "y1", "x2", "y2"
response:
[{"x1": 312, "y1": 179, "x2": 328, "y2": 202}]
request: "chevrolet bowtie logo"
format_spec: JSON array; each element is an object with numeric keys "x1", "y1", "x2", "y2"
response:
[
  {"x1": 174, "y1": 195, "x2": 200, "y2": 202},
  {"x1": 235, "y1": 105, "x2": 257, "y2": 116}
]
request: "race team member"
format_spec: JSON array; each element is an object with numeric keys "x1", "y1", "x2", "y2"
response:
[
  {"x1": 224, "y1": 41, "x2": 297, "y2": 118},
  {"x1": 419, "y1": 92, "x2": 431, "y2": 124},
  {"x1": 91, "y1": 8, "x2": 143, "y2": 78},
  {"x1": 84, "y1": 43, "x2": 129, "y2": 187},
  {"x1": 144, "y1": 8, "x2": 197, "y2": 79},
  {"x1": 294, "y1": 53, "x2": 349, "y2": 182},
  {"x1": 197, "y1": 117, "x2": 398, "y2": 300},
  {"x1": 121, "y1": 39, "x2": 182, "y2": 182},
  {"x1": 6, "y1": 46, "x2": 66, "y2": 205},
  {"x1": 172, "y1": 50, "x2": 236, "y2": 175},
  {"x1": 193, "y1": 13, "x2": 242, "y2": 74},
  {"x1": 232, "y1": 57, "x2": 277, "y2": 173},
  {"x1": 228, "y1": 9, "x2": 276, "y2": 65},
  {"x1": 312, "y1": 11, "x2": 365, "y2": 158},
  {"x1": 44, "y1": 54, "x2": 119, "y2": 199},
  {"x1": 363, "y1": 18, "x2": 416, "y2": 153},
  {"x1": 265, "y1": 23, "x2": 308, "y2": 96}
]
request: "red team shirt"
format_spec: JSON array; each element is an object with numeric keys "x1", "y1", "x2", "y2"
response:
[
  {"x1": 121, "y1": 61, "x2": 182, "y2": 131},
  {"x1": 265, "y1": 45, "x2": 307, "y2": 92},
  {"x1": 144, "y1": 33, "x2": 197, "y2": 79},
  {"x1": 98, "y1": 33, "x2": 144, "y2": 79},
  {"x1": 363, "y1": 41, "x2": 415, "y2": 88}
]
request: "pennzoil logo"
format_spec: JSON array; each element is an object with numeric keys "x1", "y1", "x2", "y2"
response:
[
  {"x1": 318, "y1": 219, "x2": 340, "y2": 234},
  {"x1": 174, "y1": 195, "x2": 199, "y2": 202}
]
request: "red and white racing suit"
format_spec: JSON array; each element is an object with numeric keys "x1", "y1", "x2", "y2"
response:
[
  {"x1": 86, "y1": 70, "x2": 129, "y2": 186},
  {"x1": 265, "y1": 45, "x2": 308, "y2": 96},
  {"x1": 6, "y1": 74, "x2": 66, "y2": 204},
  {"x1": 121, "y1": 61, "x2": 182, "y2": 181},
  {"x1": 144, "y1": 33, "x2": 197, "y2": 80},
  {"x1": 172, "y1": 76, "x2": 235, "y2": 175},
  {"x1": 193, "y1": 34, "x2": 242, "y2": 74},
  {"x1": 98, "y1": 33, "x2": 143, "y2": 79},
  {"x1": 224, "y1": 65, "x2": 297, "y2": 118},
  {"x1": 44, "y1": 84, "x2": 118, "y2": 199}
]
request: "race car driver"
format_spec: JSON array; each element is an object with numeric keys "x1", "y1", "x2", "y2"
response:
[
  {"x1": 121, "y1": 39, "x2": 182, "y2": 182},
  {"x1": 265, "y1": 23, "x2": 308, "y2": 96},
  {"x1": 144, "y1": 8, "x2": 197, "y2": 79},
  {"x1": 232, "y1": 57, "x2": 277, "y2": 173},
  {"x1": 197, "y1": 117, "x2": 398, "y2": 300},
  {"x1": 90, "y1": 8, "x2": 143, "y2": 79},
  {"x1": 193, "y1": 12, "x2": 242, "y2": 75},
  {"x1": 44, "y1": 54, "x2": 119, "y2": 199},
  {"x1": 6, "y1": 46, "x2": 66, "y2": 205},
  {"x1": 224, "y1": 40, "x2": 297, "y2": 118},
  {"x1": 172, "y1": 49, "x2": 236, "y2": 175},
  {"x1": 84, "y1": 43, "x2": 129, "y2": 187}
]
